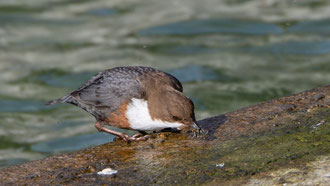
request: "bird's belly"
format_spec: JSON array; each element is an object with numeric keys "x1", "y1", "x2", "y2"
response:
[{"x1": 125, "y1": 98, "x2": 183, "y2": 131}]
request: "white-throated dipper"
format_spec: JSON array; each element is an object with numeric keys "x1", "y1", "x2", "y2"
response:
[{"x1": 47, "y1": 66, "x2": 201, "y2": 142}]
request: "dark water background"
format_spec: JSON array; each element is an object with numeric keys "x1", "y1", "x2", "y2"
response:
[{"x1": 0, "y1": 0, "x2": 330, "y2": 168}]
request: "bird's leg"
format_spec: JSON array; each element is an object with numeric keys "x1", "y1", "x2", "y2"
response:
[
  {"x1": 95, "y1": 122, "x2": 150, "y2": 142},
  {"x1": 95, "y1": 122, "x2": 133, "y2": 142}
]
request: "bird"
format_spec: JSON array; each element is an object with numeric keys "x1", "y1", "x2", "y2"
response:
[{"x1": 47, "y1": 66, "x2": 202, "y2": 142}]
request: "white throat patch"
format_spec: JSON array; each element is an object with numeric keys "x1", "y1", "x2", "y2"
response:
[{"x1": 126, "y1": 98, "x2": 183, "y2": 131}]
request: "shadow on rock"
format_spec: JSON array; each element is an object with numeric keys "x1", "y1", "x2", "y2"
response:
[{"x1": 197, "y1": 114, "x2": 227, "y2": 140}]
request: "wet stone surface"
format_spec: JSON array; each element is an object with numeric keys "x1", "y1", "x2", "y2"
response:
[{"x1": 0, "y1": 85, "x2": 329, "y2": 185}]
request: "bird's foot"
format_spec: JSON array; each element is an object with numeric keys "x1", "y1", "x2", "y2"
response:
[
  {"x1": 132, "y1": 133, "x2": 144, "y2": 138},
  {"x1": 133, "y1": 135, "x2": 151, "y2": 141},
  {"x1": 114, "y1": 134, "x2": 150, "y2": 142}
]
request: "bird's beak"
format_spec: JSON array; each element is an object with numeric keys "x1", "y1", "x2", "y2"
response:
[{"x1": 191, "y1": 122, "x2": 200, "y2": 130}]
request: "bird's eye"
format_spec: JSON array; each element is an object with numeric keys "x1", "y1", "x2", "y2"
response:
[{"x1": 172, "y1": 116, "x2": 181, "y2": 121}]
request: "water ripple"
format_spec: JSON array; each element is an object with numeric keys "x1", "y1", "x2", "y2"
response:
[
  {"x1": 139, "y1": 19, "x2": 283, "y2": 35},
  {"x1": 0, "y1": 99, "x2": 50, "y2": 112}
]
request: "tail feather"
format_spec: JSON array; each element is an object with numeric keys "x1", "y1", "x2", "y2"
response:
[{"x1": 46, "y1": 94, "x2": 72, "y2": 105}]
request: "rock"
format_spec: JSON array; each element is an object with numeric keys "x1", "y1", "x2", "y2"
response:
[{"x1": 0, "y1": 85, "x2": 329, "y2": 185}]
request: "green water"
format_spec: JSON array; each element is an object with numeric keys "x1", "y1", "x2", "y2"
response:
[{"x1": 0, "y1": 0, "x2": 330, "y2": 168}]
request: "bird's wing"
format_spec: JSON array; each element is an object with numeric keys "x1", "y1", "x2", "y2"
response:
[
  {"x1": 69, "y1": 66, "x2": 182, "y2": 113},
  {"x1": 70, "y1": 67, "x2": 145, "y2": 112}
]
